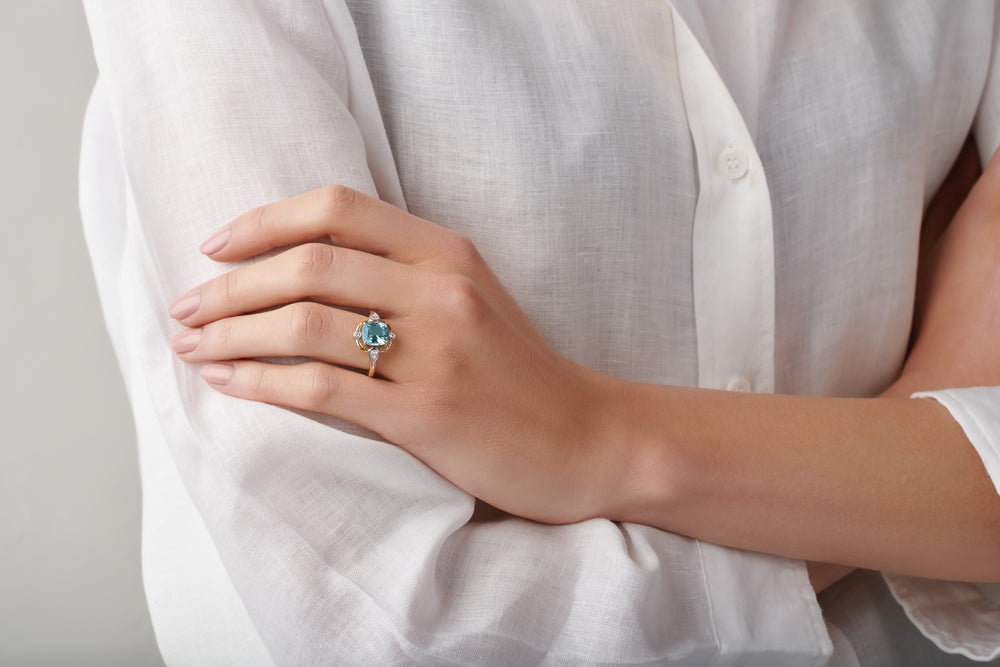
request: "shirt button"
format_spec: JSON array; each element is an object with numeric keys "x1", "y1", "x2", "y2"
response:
[
  {"x1": 718, "y1": 147, "x2": 749, "y2": 180},
  {"x1": 726, "y1": 376, "x2": 752, "y2": 392}
]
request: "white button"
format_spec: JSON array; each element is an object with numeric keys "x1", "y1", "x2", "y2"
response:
[
  {"x1": 726, "y1": 376, "x2": 752, "y2": 392},
  {"x1": 718, "y1": 147, "x2": 749, "y2": 180}
]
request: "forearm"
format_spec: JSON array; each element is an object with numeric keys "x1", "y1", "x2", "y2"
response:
[
  {"x1": 595, "y1": 372, "x2": 1000, "y2": 581},
  {"x1": 592, "y1": 140, "x2": 1000, "y2": 584}
]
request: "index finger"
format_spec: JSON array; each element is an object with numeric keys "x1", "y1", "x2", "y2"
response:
[{"x1": 200, "y1": 185, "x2": 454, "y2": 265}]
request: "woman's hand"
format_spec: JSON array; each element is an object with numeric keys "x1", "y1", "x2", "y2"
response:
[{"x1": 168, "y1": 186, "x2": 623, "y2": 524}]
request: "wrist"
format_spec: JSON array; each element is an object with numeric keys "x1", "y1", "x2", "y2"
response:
[{"x1": 581, "y1": 373, "x2": 683, "y2": 528}]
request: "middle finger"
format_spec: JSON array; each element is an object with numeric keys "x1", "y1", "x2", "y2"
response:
[{"x1": 169, "y1": 242, "x2": 417, "y2": 328}]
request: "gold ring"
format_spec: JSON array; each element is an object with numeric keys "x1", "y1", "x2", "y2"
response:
[{"x1": 353, "y1": 311, "x2": 395, "y2": 377}]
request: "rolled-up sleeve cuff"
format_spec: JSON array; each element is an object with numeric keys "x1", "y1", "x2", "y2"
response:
[{"x1": 880, "y1": 387, "x2": 1000, "y2": 661}]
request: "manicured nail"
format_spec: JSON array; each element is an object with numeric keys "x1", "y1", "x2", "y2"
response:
[
  {"x1": 169, "y1": 329, "x2": 202, "y2": 354},
  {"x1": 168, "y1": 288, "x2": 201, "y2": 320},
  {"x1": 201, "y1": 363, "x2": 234, "y2": 385},
  {"x1": 200, "y1": 227, "x2": 232, "y2": 255}
]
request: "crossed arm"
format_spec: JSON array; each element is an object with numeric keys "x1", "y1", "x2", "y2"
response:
[
  {"x1": 166, "y1": 136, "x2": 1000, "y2": 585},
  {"x1": 86, "y1": 2, "x2": 847, "y2": 660}
]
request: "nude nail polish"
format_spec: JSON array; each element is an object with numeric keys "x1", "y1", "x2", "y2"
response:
[
  {"x1": 200, "y1": 227, "x2": 232, "y2": 255},
  {"x1": 201, "y1": 363, "x2": 235, "y2": 385},
  {"x1": 169, "y1": 289, "x2": 201, "y2": 320},
  {"x1": 169, "y1": 329, "x2": 202, "y2": 354}
]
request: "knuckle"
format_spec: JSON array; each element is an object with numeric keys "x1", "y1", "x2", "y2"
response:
[
  {"x1": 218, "y1": 270, "x2": 242, "y2": 302},
  {"x1": 317, "y1": 184, "x2": 362, "y2": 219},
  {"x1": 287, "y1": 302, "x2": 328, "y2": 345},
  {"x1": 410, "y1": 378, "x2": 464, "y2": 441},
  {"x1": 246, "y1": 203, "x2": 275, "y2": 235},
  {"x1": 439, "y1": 274, "x2": 487, "y2": 322},
  {"x1": 439, "y1": 229, "x2": 482, "y2": 267},
  {"x1": 425, "y1": 282, "x2": 483, "y2": 370},
  {"x1": 245, "y1": 364, "x2": 269, "y2": 397},
  {"x1": 290, "y1": 243, "x2": 337, "y2": 284},
  {"x1": 209, "y1": 318, "x2": 234, "y2": 349},
  {"x1": 303, "y1": 364, "x2": 338, "y2": 409},
  {"x1": 433, "y1": 338, "x2": 472, "y2": 385}
]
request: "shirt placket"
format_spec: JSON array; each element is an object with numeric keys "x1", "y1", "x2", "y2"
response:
[{"x1": 670, "y1": 7, "x2": 776, "y2": 395}]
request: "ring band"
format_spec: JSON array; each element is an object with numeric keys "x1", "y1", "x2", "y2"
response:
[{"x1": 353, "y1": 311, "x2": 395, "y2": 377}]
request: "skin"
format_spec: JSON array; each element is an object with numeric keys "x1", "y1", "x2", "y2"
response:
[
  {"x1": 801, "y1": 134, "x2": 984, "y2": 593},
  {"x1": 168, "y1": 142, "x2": 1000, "y2": 590}
]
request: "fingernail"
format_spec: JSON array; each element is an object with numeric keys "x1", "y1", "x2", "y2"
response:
[
  {"x1": 169, "y1": 288, "x2": 201, "y2": 320},
  {"x1": 169, "y1": 329, "x2": 202, "y2": 354},
  {"x1": 200, "y1": 227, "x2": 232, "y2": 255},
  {"x1": 201, "y1": 363, "x2": 234, "y2": 385}
]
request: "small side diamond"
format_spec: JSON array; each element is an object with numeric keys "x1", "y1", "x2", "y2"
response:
[
  {"x1": 370, "y1": 312, "x2": 380, "y2": 321},
  {"x1": 369, "y1": 348, "x2": 380, "y2": 363},
  {"x1": 353, "y1": 330, "x2": 361, "y2": 339}
]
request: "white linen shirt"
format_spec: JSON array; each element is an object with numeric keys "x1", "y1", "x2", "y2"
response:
[{"x1": 78, "y1": 1, "x2": 1000, "y2": 664}]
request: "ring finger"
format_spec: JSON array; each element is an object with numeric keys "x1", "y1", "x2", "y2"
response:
[{"x1": 169, "y1": 302, "x2": 402, "y2": 377}]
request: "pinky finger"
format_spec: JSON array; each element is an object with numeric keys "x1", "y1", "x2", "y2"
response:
[{"x1": 200, "y1": 360, "x2": 395, "y2": 434}]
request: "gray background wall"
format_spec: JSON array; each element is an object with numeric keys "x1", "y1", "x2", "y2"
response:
[{"x1": 0, "y1": 2, "x2": 164, "y2": 665}]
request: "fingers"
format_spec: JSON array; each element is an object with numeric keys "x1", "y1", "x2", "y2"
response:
[
  {"x1": 201, "y1": 185, "x2": 461, "y2": 266},
  {"x1": 199, "y1": 359, "x2": 399, "y2": 435},
  {"x1": 169, "y1": 242, "x2": 418, "y2": 328},
  {"x1": 170, "y1": 302, "x2": 386, "y2": 373}
]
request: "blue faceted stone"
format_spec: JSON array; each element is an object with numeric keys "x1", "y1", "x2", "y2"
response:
[{"x1": 361, "y1": 320, "x2": 391, "y2": 347}]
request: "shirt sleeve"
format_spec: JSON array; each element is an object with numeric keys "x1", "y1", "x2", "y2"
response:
[
  {"x1": 879, "y1": 11, "x2": 1000, "y2": 659},
  {"x1": 880, "y1": 389, "x2": 1000, "y2": 661},
  {"x1": 79, "y1": 1, "x2": 832, "y2": 664}
]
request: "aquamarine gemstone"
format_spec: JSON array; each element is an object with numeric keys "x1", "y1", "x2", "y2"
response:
[{"x1": 361, "y1": 320, "x2": 391, "y2": 347}]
